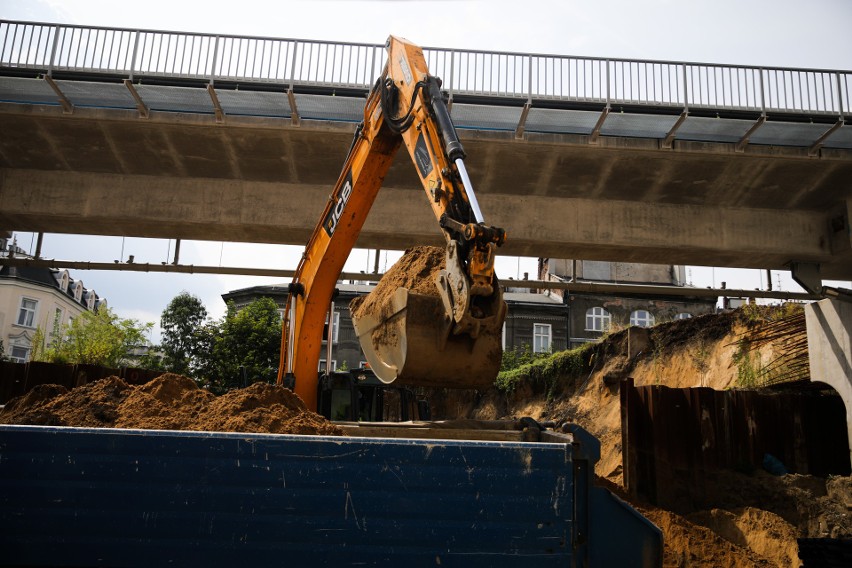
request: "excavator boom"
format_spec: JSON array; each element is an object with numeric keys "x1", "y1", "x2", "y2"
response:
[{"x1": 278, "y1": 36, "x2": 507, "y2": 411}]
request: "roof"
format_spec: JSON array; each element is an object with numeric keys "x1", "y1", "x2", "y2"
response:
[
  {"x1": 0, "y1": 264, "x2": 58, "y2": 288},
  {"x1": 0, "y1": 262, "x2": 103, "y2": 309}
]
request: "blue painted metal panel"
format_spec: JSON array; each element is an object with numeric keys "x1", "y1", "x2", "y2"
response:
[{"x1": 0, "y1": 425, "x2": 580, "y2": 567}]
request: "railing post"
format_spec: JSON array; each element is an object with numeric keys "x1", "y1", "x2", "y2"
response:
[
  {"x1": 210, "y1": 35, "x2": 220, "y2": 82},
  {"x1": 129, "y1": 30, "x2": 139, "y2": 80},
  {"x1": 289, "y1": 40, "x2": 299, "y2": 90},
  {"x1": 527, "y1": 54, "x2": 533, "y2": 101},
  {"x1": 681, "y1": 63, "x2": 688, "y2": 109},
  {"x1": 47, "y1": 24, "x2": 60, "y2": 76},
  {"x1": 448, "y1": 50, "x2": 455, "y2": 98},
  {"x1": 836, "y1": 72, "x2": 845, "y2": 118},
  {"x1": 369, "y1": 44, "x2": 375, "y2": 84},
  {"x1": 758, "y1": 67, "x2": 766, "y2": 114},
  {"x1": 606, "y1": 59, "x2": 611, "y2": 104}
]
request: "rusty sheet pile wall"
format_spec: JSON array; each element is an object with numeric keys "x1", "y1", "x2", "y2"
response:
[{"x1": 621, "y1": 379, "x2": 850, "y2": 508}]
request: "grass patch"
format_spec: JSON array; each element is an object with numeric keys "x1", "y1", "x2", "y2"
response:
[{"x1": 496, "y1": 344, "x2": 593, "y2": 399}]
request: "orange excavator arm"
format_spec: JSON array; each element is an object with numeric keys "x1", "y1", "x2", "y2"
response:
[{"x1": 277, "y1": 36, "x2": 506, "y2": 412}]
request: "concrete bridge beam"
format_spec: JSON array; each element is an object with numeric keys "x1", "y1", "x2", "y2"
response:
[{"x1": 1, "y1": 168, "x2": 848, "y2": 279}]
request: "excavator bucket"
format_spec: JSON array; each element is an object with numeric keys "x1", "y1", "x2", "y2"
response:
[{"x1": 349, "y1": 246, "x2": 506, "y2": 390}]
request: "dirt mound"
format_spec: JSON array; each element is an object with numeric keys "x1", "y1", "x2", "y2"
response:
[
  {"x1": 0, "y1": 374, "x2": 341, "y2": 436},
  {"x1": 687, "y1": 507, "x2": 800, "y2": 567},
  {"x1": 641, "y1": 507, "x2": 775, "y2": 567},
  {"x1": 350, "y1": 245, "x2": 444, "y2": 320}
]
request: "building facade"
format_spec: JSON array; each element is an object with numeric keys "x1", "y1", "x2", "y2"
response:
[
  {"x1": 222, "y1": 282, "x2": 569, "y2": 371},
  {"x1": 538, "y1": 258, "x2": 717, "y2": 348},
  {"x1": 1, "y1": 239, "x2": 107, "y2": 362}
]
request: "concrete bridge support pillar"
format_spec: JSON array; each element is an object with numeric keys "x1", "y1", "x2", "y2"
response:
[{"x1": 806, "y1": 299, "x2": 852, "y2": 465}]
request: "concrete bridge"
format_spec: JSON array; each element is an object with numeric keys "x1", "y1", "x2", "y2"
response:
[{"x1": 1, "y1": 20, "x2": 851, "y2": 282}]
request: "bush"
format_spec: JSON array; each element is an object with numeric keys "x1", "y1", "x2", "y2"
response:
[{"x1": 496, "y1": 345, "x2": 592, "y2": 400}]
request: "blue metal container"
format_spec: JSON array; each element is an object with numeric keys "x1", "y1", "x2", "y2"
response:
[{"x1": 0, "y1": 424, "x2": 660, "y2": 566}]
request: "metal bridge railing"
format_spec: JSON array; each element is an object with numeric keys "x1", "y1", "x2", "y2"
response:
[{"x1": 2, "y1": 19, "x2": 850, "y2": 117}]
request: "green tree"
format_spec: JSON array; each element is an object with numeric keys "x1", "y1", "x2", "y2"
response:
[
  {"x1": 31, "y1": 307, "x2": 152, "y2": 367},
  {"x1": 191, "y1": 319, "x2": 225, "y2": 390},
  {"x1": 213, "y1": 298, "x2": 282, "y2": 391},
  {"x1": 160, "y1": 292, "x2": 208, "y2": 375}
]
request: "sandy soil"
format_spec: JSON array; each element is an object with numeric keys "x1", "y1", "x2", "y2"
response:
[
  {"x1": 349, "y1": 245, "x2": 444, "y2": 320},
  {"x1": 0, "y1": 373, "x2": 342, "y2": 436}
]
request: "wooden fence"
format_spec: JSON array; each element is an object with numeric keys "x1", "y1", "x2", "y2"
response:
[{"x1": 0, "y1": 362, "x2": 162, "y2": 404}]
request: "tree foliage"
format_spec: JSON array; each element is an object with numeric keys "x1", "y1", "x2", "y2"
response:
[
  {"x1": 31, "y1": 307, "x2": 152, "y2": 367},
  {"x1": 157, "y1": 293, "x2": 282, "y2": 394},
  {"x1": 160, "y1": 291, "x2": 208, "y2": 375},
  {"x1": 210, "y1": 298, "x2": 282, "y2": 392}
]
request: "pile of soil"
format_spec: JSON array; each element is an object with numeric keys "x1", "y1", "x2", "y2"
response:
[
  {"x1": 349, "y1": 245, "x2": 447, "y2": 359},
  {"x1": 350, "y1": 245, "x2": 444, "y2": 320},
  {"x1": 0, "y1": 373, "x2": 342, "y2": 436}
]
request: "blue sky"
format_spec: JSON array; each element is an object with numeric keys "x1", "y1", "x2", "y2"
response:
[{"x1": 3, "y1": 0, "x2": 851, "y2": 340}]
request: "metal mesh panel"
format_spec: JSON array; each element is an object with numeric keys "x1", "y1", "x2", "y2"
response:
[
  {"x1": 750, "y1": 121, "x2": 841, "y2": 147},
  {"x1": 0, "y1": 76, "x2": 59, "y2": 105},
  {"x1": 216, "y1": 89, "x2": 290, "y2": 118},
  {"x1": 676, "y1": 116, "x2": 754, "y2": 143},
  {"x1": 600, "y1": 113, "x2": 680, "y2": 139},
  {"x1": 450, "y1": 103, "x2": 520, "y2": 131},
  {"x1": 55, "y1": 80, "x2": 135, "y2": 109},
  {"x1": 292, "y1": 93, "x2": 363, "y2": 122},
  {"x1": 525, "y1": 108, "x2": 601, "y2": 135},
  {"x1": 821, "y1": 125, "x2": 852, "y2": 149},
  {"x1": 134, "y1": 83, "x2": 215, "y2": 114}
]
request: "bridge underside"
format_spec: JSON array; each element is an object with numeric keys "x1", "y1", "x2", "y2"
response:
[{"x1": 1, "y1": 100, "x2": 851, "y2": 280}]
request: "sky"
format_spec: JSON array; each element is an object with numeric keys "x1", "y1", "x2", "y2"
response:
[{"x1": 3, "y1": 0, "x2": 852, "y2": 342}]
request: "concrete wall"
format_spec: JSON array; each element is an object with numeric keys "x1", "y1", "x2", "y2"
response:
[
  {"x1": 806, "y1": 298, "x2": 852, "y2": 465},
  {"x1": 544, "y1": 259, "x2": 683, "y2": 285}
]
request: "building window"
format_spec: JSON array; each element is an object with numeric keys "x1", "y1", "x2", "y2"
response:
[
  {"x1": 630, "y1": 310, "x2": 655, "y2": 328},
  {"x1": 59, "y1": 271, "x2": 69, "y2": 292},
  {"x1": 318, "y1": 359, "x2": 337, "y2": 373},
  {"x1": 675, "y1": 312, "x2": 692, "y2": 320},
  {"x1": 322, "y1": 312, "x2": 340, "y2": 343},
  {"x1": 10, "y1": 345, "x2": 30, "y2": 363},
  {"x1": 533, "y1": 323, "x2": 551, "y2": 353},
  {"x1": 17, "y1": 298, "x2": 38, "y2": 327},
  {"x1": 585, "y1": 307, "x2": 612, "y2": 332}
]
